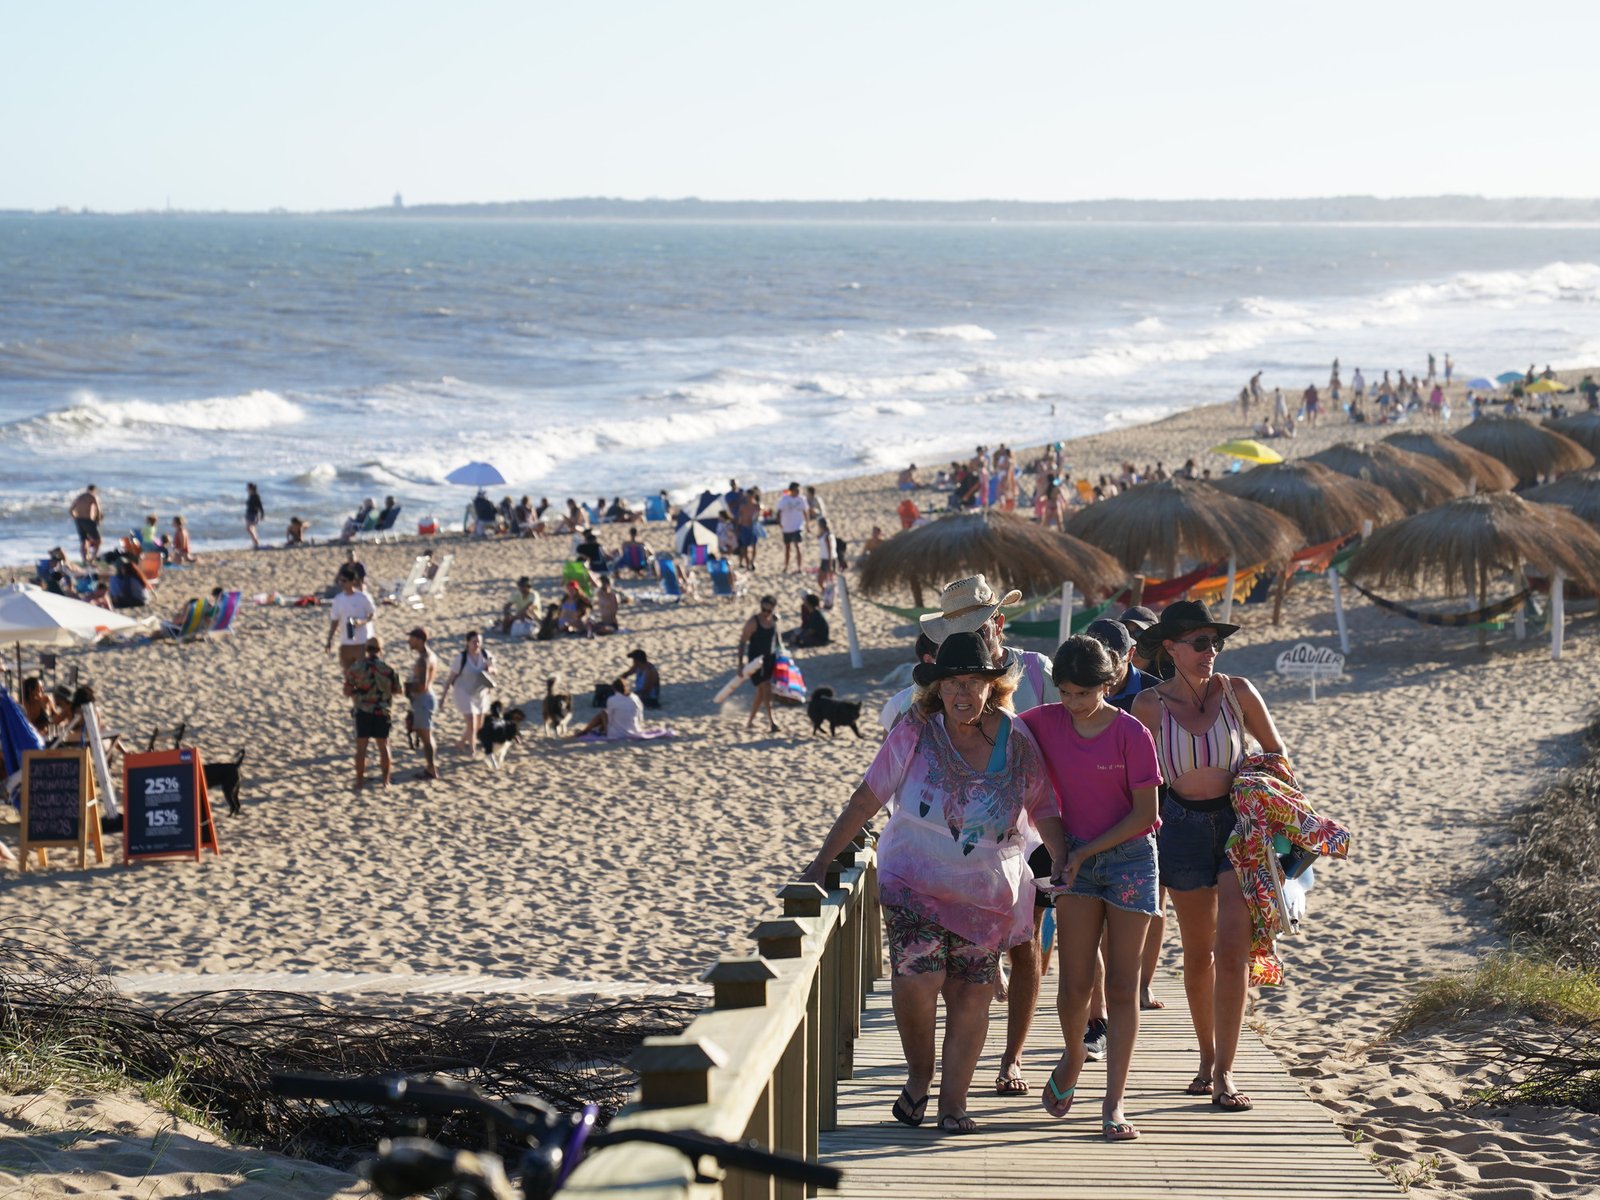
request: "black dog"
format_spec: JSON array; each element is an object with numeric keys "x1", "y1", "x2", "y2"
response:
[
  {"x1": 541, "y1": 677, "x2": 572, "y2": 737},
  {"x1": 203, "y1": 750, "x2": 246, "y2": 816},
  {"x1": 477, "y1": 701, "x2": 526, "y2": 768},
  {"x1": 807, "y1": 687, "x2": 864, "y2": 739}
]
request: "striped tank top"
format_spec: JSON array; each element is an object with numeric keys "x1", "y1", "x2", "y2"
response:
[{"x1": 1155, "y1": 679, "x2": 1246, "y2": 786}]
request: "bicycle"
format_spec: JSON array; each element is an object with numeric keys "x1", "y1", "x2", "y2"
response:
[{"x1": 270, "y1": 1071, "x2": 843, "y2": 1200}]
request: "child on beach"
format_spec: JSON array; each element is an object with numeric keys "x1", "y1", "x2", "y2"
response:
[{"x1": 1022, "y1": 636, "x2": 1161, "y2": 1142}]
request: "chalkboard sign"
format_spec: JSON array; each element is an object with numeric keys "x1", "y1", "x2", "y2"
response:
[
  {"x1": 123, "y1": 748, "x2": 221, "y2": 864},
  {"x1": 20, "y1": 749, "x2": 104, "y2": 871}
]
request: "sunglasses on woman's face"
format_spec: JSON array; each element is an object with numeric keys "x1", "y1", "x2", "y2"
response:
[{"x1": 1174, "y1": 635, "x2": 1225, "y2": 654}]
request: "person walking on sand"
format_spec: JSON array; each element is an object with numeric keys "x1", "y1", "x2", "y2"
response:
[
  {"x1": 344, "y1": 636, "x2": 403, "y2": 790},
  {"x1": 245, "y1": 482, "x2": 265, "y2": 550},
  {"x1": 405, "y1": 626, "x2": 440, "y2": 780},
  {"x1": 776, "y1": 482, "x2": 808, "y2": 573},
  {"x1": 443, "y1": 630, "x2": 496, "y2": 754},
  {"x1": 800, "y1": 632, "x2": 1067, "y2": 1135},
  {"x1": 738, "y1": 594, "x2": 783, "y2": 733},
  {"x1": 1130, "y1": 601, "x2": 1286, "y2": 1113},
  {"x1": 69, "y1": 485, "x2": 102, "y2": 564},
  {"x1": 327, "y1": 568, "x2": 377, "y2": 674},
  {"x1": 1444, "y1": 353, "x2": 1453, "y2": 386}
]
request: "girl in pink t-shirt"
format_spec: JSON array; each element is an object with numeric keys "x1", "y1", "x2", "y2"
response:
[{"x1": 1020, "y1": 635, "x2": 1161, "y2": 1142}]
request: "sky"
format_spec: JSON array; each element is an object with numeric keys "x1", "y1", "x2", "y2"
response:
[{"x1": 4, "y1": 1, "x2": 1597, "y2": 212}]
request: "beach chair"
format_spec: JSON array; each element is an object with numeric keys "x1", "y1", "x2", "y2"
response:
[
  {"x1": 707, "y1": 557, "x2": 744, "y2": 600},
  {"x1": 412, "y1": 553, "x2": 454, "y2": 607},
  {"x1": 632, "y1": 556, "x2": 685, "y2": 604},
  {"x1": 385, "y1": 555, "x2": 429, "y2": 607},
  {"x1": 359, "y1": 505, "x2": 402, "y2": 543},
  {"x1": 205, "y1": 590, "x2": 242, "y2": 636},
  {"x1": 158, "y1": 598, "x2": 207, "y2": 641},
  {"x1": 644, "y1": 495, "x2": 668, "y2": 522},
  {"x1": 562, "y1": 559, "x2": 597, "y2": 598},
  {"x1": 139, "y1": 551, "x2": 163, "y2": 583},
  {"x1": 616, "y1": 541, "x2": 654, "y2": 577}
]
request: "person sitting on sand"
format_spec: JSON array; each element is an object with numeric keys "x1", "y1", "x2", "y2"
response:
[
  {"x1": 787, "y1": 592, "x2": 831, "y2": 647},
  {"x1": 898, "y1": 464, "x2": 919, "y2": 490},
  {"x1": 285, "y1": 515, "x2": 309, "y2": 547},
  {"x1": 607, "y1": 495, "x2": 638, "y2": 523},
  {"x1": 502, "y1": 576, "x2": 541, "y2": 635},
  {"x1": 592, "y1": 576, "x2": 626, "y2": 635},
  {"x1": 86, "y1": 573, "x2": 113, "y2": 609},
  {"x1": 168, "y1": 516, "x2": 197, "y2": 564},
  {"x1": 535, "y1": 602, "x2": 561, "y2": 642},
  {"x1": 626, "y1": 648, "x2": 661, "y2": 708},
  {"x1": 575, "y1": 528, "x2": 610, "y2": 573},
  {"x1": 21, "y1": 678, "x2": 64, "y2": 738},
  {"x1": 861, "y1": 525, "x2": 886, "y2": 560},
  {"x1": 573, "y1": 674, "x2": 648, "y2": 739},
  {"x1": 510, "y1": 496, "x2": 535, "y2": 537},
  {"x1": 558, "y1": 582, "x2": 594, "y2": 637}
]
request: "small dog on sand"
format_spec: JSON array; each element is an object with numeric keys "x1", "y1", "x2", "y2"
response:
[
  {"x1": 541, "y1": 677, "x2": 572, "y2": 737},
  {"x1": 477, "y1": 702, "x2": 526, "y2": 768},
  {"x1": 203, "y1": 750, "x2": 247, "y2": 816},
  {"x1": 807, "y1": 687, "x2": 864, "y2": 739}
]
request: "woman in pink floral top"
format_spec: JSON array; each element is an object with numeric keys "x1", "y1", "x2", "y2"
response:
[{"x1": 802, "y1": 632, "x2": 1066, "y2": 1136}]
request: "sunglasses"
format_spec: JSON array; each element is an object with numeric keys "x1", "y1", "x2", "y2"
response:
[{"x1": 1173, "y1": 635, "x2": 1226, "y2": 654}]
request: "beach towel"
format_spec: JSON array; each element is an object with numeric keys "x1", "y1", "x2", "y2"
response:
[
  {"x1": 771, "y1": 653, "x2": 807, "y2": 704},
  {"x1": 1226, "y1": 753, "x2": 1350, "y2": 987},
  {"x1": 0, "y1": 684, "x2": 46, "y2": 807},
  {"x1": 570, "y1": 728, "x2": 674, "y2": 743}
]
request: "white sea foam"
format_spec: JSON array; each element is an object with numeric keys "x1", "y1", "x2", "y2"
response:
[
  {"x1": 889, "y1": 324, "x2": 998, "y2": 343},
  {"x1": 25, "y1": 389, "x2": 306, "y2": 434}
]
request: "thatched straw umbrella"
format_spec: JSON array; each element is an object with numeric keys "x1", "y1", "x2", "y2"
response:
[
  {"x1": 1441, "y1": 416, "x2": 1594, "y2": 486},
  {"x1": 1304, "y1": 442, "x2": 1468, "y2": 513},
  {"x1": 1343, "y1": 491, "x2": 1600, "y2": 657},
  {"x1": 1210, "y1": 461, "x2": 1405, "y2": 543},
  {"x1": 1382, "y1": 430, "x2": 1518, "y2": 491},
  {"x1": 857, "y1": 509, "x2": 1126, "y2": 608},
  {"x1": 1525, "y1": 469, "x2": 1600, "y2": 529},
  {"x1": 1064, "y1": 479, "x2": 1301, "y2": 620},
  {"x1": 1544, "y1": 412, "x2": 1600, "y2": 458}
]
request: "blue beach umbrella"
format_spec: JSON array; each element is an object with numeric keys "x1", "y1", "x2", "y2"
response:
[
  {"x1": 674, "y1": 491, "x2": 722, "y2": 557},
  {"x1": 444, "y1": 461, "x2": 507, "y2": 488},
  {"x1": 0, "y1": 683, "x2": 45, "y2": 808},
  {"x1": 1496, "y1": 372, "x2": 1526, "y2": 386},
  {"x1": 1466, "y1": 377, "x2": 1498, "y2": 391}
]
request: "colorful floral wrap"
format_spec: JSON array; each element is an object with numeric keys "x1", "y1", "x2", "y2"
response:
[
  {"x1": 863, "y1": 710, "x2": 1055, "y2": 953},
  {"x1": 1226, "y1": 752, "x2": 1350, "y2": 987}
]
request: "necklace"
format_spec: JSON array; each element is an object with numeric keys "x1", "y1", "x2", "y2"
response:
[
  {"x1": 1179, "y1": 670, "x2": 1212, "y2": 709},
  {"x1": 956, "y1": 713, "x2": 995, "y2": 747}
]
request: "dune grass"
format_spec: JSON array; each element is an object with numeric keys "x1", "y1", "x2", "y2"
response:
[{"x1": 1388, "y1": 951, "x2": 1600, "y2": 1038}]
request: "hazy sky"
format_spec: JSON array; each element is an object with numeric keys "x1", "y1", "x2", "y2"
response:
[{"x1": 5, "y1": 1, "x2": 1596, "y2": 212}]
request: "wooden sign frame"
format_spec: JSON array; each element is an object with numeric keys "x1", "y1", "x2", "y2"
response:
[
  {"x1": 122, "y1": 747, "x2": 222, "y2": 865},
  {"x1": 19, "y1": 748, "x2": 104, "y2": 871}
]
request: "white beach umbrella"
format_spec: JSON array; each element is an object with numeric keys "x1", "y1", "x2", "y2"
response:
[
  {"x1": 674, "y1": 491, "x2": 722, "y2": 557},
  {"x1": 444, "y1": 461, "x2": 507, "y2": 488},
  {"x1": 0, "y1": 583, "x2": 142, "y2": 646}
]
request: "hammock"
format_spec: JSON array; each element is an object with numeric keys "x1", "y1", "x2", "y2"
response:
[
  {"x1": 1340, "y1": 575, "x2": 1531, "y2": 628},
  {"x1": 1289, "y1": 533, "x2": 1358, "y2": 578},
  {"x1": 1141, "y1": 561, "x2": 1223, "y2": 606},
  {"x1": 1007, "y1": 592, "x2": 1127, "y2": 639},
  {"x1": 1190, "y1": 562, "x2": 1270, "y2": 608},
  {"x1": 862, "y1": 590, "x2": 1061, "y2": 625}
]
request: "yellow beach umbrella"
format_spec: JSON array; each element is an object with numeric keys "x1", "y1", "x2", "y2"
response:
[
  {"x1": 1526, "y1": 378, "x2": 1571, "y2": 394},
  {"x1": 1209, "y1": 438, "x2": 1284, "y2": 465}
]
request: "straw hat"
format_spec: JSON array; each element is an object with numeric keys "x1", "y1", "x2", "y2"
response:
[{"x1": 919, "y1": 574, "x2": 1023, "y2": 641}]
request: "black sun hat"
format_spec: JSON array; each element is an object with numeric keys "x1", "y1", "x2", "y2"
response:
[
  {"x1": 912, "y1": 631, "x2": 1010, "y2": 687},
  {"x1": 1137, "y1": 600, "x2": 1241, "y2": 659}
]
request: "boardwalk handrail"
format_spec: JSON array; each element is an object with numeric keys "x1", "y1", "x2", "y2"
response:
[{"x1": 561, "y1": 830, "x2": 882, "y2": 1200}]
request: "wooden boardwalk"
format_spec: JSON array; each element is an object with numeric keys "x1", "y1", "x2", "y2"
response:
[{"x1": 819, "y1": 979, "x2": 1397, "y2": 1199}]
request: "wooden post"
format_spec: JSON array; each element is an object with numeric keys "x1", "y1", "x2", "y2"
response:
[
  {"x1": 836, "y1": 574, "x2": 863, "y2": 670},
  {"x1": 752, "y1": 918, "x2": 809, "y2": 960},
  {"x1": 778, "y1": 881, "x2": 825, "y2": 918},
  {"x1": 1056, "y1": 581, "x2": 1075, "y2": 648},
  {"x1": 704, "y1": 957, "x2": 776, "y2": 1010},
  {"x1": 629, "y1": 1036, "x2": 725, "y2": 1108},
  {"x1": 1552, "y1": 569, "x2": 1566, "y2": 660},
  {"x1": 1327, "y1": 568, "x2": 1350, "y2": 656},
  {"x1": 1514, "y1": 566, "x2": 1528, "y2": 640},
  {"x1": 1477, "y1": 561, "x2": 1488, "y2": 651},
  {"x1": 1220, "y1": 554, "x2": 1238, "y2": 624}
]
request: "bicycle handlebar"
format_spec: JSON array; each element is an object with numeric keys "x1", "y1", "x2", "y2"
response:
[{"x1": 591, "y1": 1129, "x2": 841, "y2": 1190}]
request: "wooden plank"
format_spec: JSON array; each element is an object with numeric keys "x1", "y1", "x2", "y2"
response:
[{"x1": 818, "y1": 979, "x2": 1398, "y2": 1199}]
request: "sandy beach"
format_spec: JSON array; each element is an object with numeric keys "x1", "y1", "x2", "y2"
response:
[{"x1": 5, "y1": 382, "x2": 1600, "y2": 1198}]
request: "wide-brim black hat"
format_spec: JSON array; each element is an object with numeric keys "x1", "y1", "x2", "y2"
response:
[
  {"x1": 1139, "y1": 599, "x2": 1241, "y2": 650},
  {"x1": 912, "y1": 630, "x2": 1010, "y2": 687}
]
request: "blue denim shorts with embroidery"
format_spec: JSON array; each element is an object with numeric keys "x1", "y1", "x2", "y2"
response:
[{"x1": 1057, "y1": 833, "x2": 1159, "y2": 916}]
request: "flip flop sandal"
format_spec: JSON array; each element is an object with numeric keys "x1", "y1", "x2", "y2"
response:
[
  {"x1": 1184, "y1": 1074, "x2": 1213, "y2": 1096},
  {"x1": 994, "y1": 1065, "x2": 1029, "y2": 1095},
  {"x1": 937, "y1": 1113, "x2": 980, "y2": 1134},
  {"x1": 1139, "y1": 997, "x2": 1167, "y2": 1010},
  {"x1": 1042, "y1": 1067, "x2": 1076, "y2": 1119},
  {"x1": 1213, "y1": 1090, "x2": 1254, "y2": 1112},
  {"x1": 1102, "y1": 1120, "x2": 1141, "y2": 1142},
  {"x1": 891, "y1": 1086, "x2": 928, "y2": 1127}
]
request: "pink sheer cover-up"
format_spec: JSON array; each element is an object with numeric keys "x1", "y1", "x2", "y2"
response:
[{"x1": 862, "y1": 709, "x2": 1055, "y2": 953}]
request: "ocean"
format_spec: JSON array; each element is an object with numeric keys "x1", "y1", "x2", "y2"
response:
[{"x1": 2, "y1": 215, "x2": 1599, "y2": 562}]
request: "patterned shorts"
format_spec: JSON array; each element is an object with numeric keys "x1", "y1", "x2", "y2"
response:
[{"x1": 882, "y1": 904, "x2": 1000, "y2": 984}]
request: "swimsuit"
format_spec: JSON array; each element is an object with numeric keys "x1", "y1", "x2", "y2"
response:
[{"x1": 1154, "y1": 682, "x2": 1245, "y2": 791}]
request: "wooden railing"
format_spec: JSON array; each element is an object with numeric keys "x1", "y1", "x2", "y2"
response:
[{"x1": 561, "y1": 830, "x2": 882, "y2": 1200}]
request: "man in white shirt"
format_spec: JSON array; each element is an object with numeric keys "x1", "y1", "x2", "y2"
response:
[
  {"x1": 326, "y1": 569, "x2": 377, "y2": 673},
  {"x1": 775, "y1": 481, "x2": 809, "y2": 574}
]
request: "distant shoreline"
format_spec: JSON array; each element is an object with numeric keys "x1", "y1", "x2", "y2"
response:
[{"x1": 8, "y1": 195, "x2": 1600, "y2": 223}]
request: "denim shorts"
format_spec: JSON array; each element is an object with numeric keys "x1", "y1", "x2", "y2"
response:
[
  {"x1": 1157, "y1": 793, "x2": 1238, "y2": 892},
  {"x1": 410, "y1": 692, "x2": 437, "y2": 731},
  {"x1": 1058, "y1": 834, "x2": 1160, "y2": 916}
]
